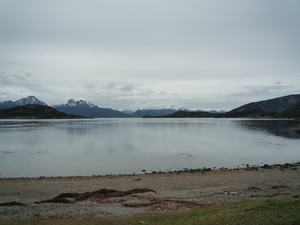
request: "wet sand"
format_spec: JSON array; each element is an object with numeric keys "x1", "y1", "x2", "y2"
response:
[{"x1": 0, "y1": 164, "x2": 299, "y2": 220}]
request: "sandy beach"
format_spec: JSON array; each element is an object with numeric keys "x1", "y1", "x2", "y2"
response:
[{"x1": 0, "y1": 164, "x2": 299, "y2": 221}]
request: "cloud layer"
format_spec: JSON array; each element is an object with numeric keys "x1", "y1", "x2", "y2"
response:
[{"x1": 0, "y1": 0, "x2": 299, "y2": 110}]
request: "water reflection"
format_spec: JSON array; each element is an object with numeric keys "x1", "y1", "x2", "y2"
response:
[
  {"x1": 55, "y1": 119, "x2": 99, "y2": 136},
  {"x1": 0, "y1": 118, "x2": 299, "y2": 178},
  {"x1": 0, "y1": 120, "x2": 54, "y2": 132},
  {"x1": 234, "y1": 119, "x2": 300, "y2": 139}
]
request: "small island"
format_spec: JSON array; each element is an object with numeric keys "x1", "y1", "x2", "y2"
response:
[{"x1": 0, "y1": 104, "x2": 89, "y2": 119}]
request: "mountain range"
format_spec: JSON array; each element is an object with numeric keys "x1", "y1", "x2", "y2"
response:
[
  {"x1": 53, "y1": 99, "x2": 131, "y2": 118},
  {"x1": 123, "y1": 107, "x2": 226, "y2": 117},
  {"x1": 0, "y1": 96, "x2": 226, "y2": 118},
  {"x1": 124, "y1": 106, "x2": 199, "y2": 117},
  {"x1": 145, "y1": 94, "x2": 300, "y2": 118},
  {"x1": 0, "y1": 94, "x2": 300, "y2": 118},
  {"x1": 0, "y1": 96, "x2": 47, "y2": 109}
]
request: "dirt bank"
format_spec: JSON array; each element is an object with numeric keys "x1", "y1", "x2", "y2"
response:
[{"x1": 0, "y1": 164, "x2": 299, "y2": 220}]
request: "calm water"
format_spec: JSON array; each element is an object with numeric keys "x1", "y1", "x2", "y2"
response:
[{"x1": 0, "y1": 118, "x2": 299, "y2": 178}]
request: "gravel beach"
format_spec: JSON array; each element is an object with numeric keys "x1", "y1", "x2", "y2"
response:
[{"x1": 0, "y1": 164, "x2": 299, "y2": 221}]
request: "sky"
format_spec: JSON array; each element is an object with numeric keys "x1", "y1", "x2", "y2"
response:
[{"x1": 0, "y1": 0, "x2": 299, "y2": 110}]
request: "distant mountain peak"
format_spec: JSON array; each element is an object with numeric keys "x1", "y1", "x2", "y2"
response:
[
  {"x1": 14, "y1": 96, "x2": 48, "y2": 106},
  {"x1": 54, "y1": 99, "x2": 130, "y2": 118},
  {"x1": 61, "y1": 98, "x2": 97, "y2": 108},
  {"x1": 162, "y1": 105, "x2": 188, "y2": 111},
  {"x1": 138, "y1": 106, "x2": 189, "y2": 111},
  {"x1": 66, "y1": 98, "x2": 77, "y2": 106}
]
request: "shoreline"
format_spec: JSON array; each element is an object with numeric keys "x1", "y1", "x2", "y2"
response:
[
  {"x1": 0, "y1": 162, "x2": 299, "y2": 180},
  {"x1": 0, "y1": 163, "x2": 299, "y2": 220}
]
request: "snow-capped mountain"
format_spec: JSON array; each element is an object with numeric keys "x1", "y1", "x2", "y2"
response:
[
  {"x1": 14, "y1": 96, "x2": 48, "y2": 106},
  {"x1": 140, "y1": 106, "x2": 189, "y2": 111},
  {"x1": 53, "y1": 99, "x2": 131, "y2": 118},
  {"x1": 0, "y1": 96, "x2": 47, "y2": 109},
  {"x1": 56, "y1": 98, "x2": 97, "y2": 108},
  {"x1": 120, "y1": 109, "x2": 135, "y2": 114},
  {"x1": 208, "y1": 109, "x2": 227, "y2": 114},
  {"x1": 122, "y1": 106, "x2": 227, "y2": 117},
  {"x1": 126, "y1": 106, "x2": 192, "y2": 117}
]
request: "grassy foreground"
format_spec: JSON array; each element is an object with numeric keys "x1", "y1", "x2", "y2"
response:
[{"x1": 1, "y1": 198, "x2": 300, "y2": 225}]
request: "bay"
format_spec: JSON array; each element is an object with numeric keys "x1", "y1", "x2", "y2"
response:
[{"x1": 0, "y1": 118, "x2": 299, "y2": 178}]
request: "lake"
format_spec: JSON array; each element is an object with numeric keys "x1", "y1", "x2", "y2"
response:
[{"x1": 0, "y1": 118, "x2": 299, "y2": 178}]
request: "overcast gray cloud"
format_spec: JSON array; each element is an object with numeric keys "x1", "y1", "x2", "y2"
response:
[{"x1": 0, "y1": 0, "x2": 299, "y2": 110}]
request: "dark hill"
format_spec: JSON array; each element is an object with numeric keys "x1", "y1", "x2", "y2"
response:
[
  {"x1": 143, "y1": 111, "x2": 214, "y2": 118},
  {"x1": 226, "y1": 94, "x2": 300, "y2": 117},
  {"x1": 0, "y1": 105, "x2": 88, "y2": 119},
  {"x1": 278, "y1": 103, "x2": 300, "y2": 118},
  {"x1": 55, "y1": 105, "x2": 130, "y2": 118},
  {"x1": 222, "y1": 109, "x2": 278, "y2": 118}
]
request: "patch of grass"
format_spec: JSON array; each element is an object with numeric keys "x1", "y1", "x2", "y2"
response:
[{"x1": 1, "y1": 198, "x2": 300, "y2": 225}]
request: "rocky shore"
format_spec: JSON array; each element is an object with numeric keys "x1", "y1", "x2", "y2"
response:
[{"x1": 0, "y1": 163, "x2": 299, "y2": 221}]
